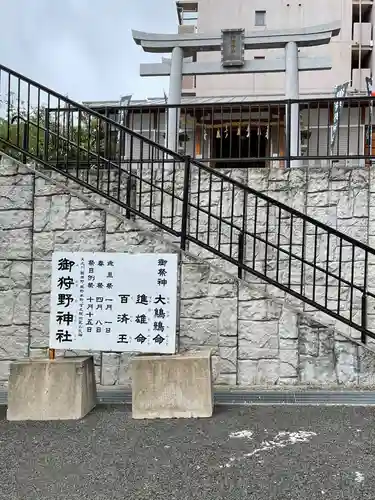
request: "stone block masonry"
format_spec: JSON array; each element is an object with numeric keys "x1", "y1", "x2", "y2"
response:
[
  {"x1": 242, "y1": 165, "x2": 375, "y2": 341},
  {"x1": 0, "y1": 154, "x2": 375, "y2": 388}
]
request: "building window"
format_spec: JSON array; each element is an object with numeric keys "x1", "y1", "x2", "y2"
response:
[
  {"x1": 255, "y1": 10, "x2": 266, "y2": 27},
  {"x1": 182, "y1": 11, "x2": 198, "y2": 25},
  {"x1": 177, "y1": 3, "x2": 198, "y2": 27}
]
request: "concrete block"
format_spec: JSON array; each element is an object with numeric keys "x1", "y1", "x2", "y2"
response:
[
  {"x1": 7, "y1": 356, "x2": 96, "y2": 421},
  {"x1": 131, "y1": 350, "x2": 213, "y2": 419}
]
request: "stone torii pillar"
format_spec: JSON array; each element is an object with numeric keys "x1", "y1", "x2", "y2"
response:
[
  {"x1": 133, "y1": 23, "x2": 340, "y2": 162},
  {"x1": 285, "y1": 41, "x2": 299, "y2": 167},
  {"x1": 168, "y1": 46, "x2": 184, "y2": 151}
]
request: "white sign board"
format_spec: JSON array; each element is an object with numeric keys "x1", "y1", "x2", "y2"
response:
[{"x1": 49, "y1": 252, "x2": 178, "y2": 354}]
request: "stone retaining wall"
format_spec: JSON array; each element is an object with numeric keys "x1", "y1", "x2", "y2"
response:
[{"x1": 0, "y1": 155, "x2": 374, "y2": 388}]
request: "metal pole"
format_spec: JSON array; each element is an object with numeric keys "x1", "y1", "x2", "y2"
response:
[
  {"x1": 370, "y1": 4, "x2": 375, "y2": 163},
  {"x1": 22, "y1": 121, "x2": 28, "y2": 165},
  {"x1": 238, "y1": 232, "x2": 244, "y2": 279},
  {"x1": 372, "y1": 4, "x2": 375, "y2": 80},
  {"x1": 361, "y1": 293, "x2": 367, "y2": 345},
  {"x1": 362, "y1": 252, "x2": 368, "y2": 345},
  {"x1": 180, "y1": 155, "x2": 191, "y2": 251},
  {"x1": 285, "y1": 41, "x2": 300, "y2": 167},
  {"x1": 167, "y1": 46, "x2": 184, "y2": 152}
]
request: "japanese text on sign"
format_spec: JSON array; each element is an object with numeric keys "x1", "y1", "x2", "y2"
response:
[
  {"x1": 49, "y1": 252, "x2": 178, "y2": 353},
  {"x1": 221, "y1": 29, "x2": 245, "y2": 67}
]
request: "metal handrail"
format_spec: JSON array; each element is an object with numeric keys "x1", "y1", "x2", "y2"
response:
[
  {"x1": 0, "y1": 61, "x2": 373, "y2": 344},
  {"x1": 0, "y1": 63, "x2": 183, "y2": 161}
]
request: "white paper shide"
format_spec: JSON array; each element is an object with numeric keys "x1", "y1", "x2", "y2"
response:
[{"x1": 49, "y1": 252, "x2": 178, "y2": 353}]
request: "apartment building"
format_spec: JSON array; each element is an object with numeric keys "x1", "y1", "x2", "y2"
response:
[
  {"x1": 178, "y1": 0, "x2": 375, "y2": 98},
  {"x1": 85, "y1": 0, "x2": 375, "y2": 167}
]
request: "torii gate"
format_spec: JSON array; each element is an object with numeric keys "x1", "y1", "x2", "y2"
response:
[{"x1": 133, "y1": 23, "x2": 341, "y2": 163}]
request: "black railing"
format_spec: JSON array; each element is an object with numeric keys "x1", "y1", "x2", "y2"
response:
[
  {"x1": 0, "y1": 63, "x2": 375, "y2": 344},
  {"x1": 80, "y1": 97, "x2": 375, "y2": 167}
]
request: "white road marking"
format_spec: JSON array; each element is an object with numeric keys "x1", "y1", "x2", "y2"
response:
[
  {"x1": 229, "y1": 430, "x2": 254, "y2": 439},
  {"x1": 354, "y1": 471, "x2": 364, "y2": 483},
  {"x1": 221, "y1": 430, "x2": 317, "y2": 468}
]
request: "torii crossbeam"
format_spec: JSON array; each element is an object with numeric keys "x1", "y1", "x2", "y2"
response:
[{"x1": 133, "y1": 23, "x2": 341, "y2": 160}]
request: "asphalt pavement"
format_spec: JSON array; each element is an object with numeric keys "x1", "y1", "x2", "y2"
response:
[{"x1": 0, "y1": 404, "x2": 374, "y2": 499}]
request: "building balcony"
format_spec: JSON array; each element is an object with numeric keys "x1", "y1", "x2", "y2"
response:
[
  {"x1": 352, "y1": 68, "x2": 371, "y2": 92},
  {"x1": 176, "y1": 1, "x2": 198, "y2": 27},
  {"x1": 352, "y1": 23, "x2": 373, "y2": 46},
  {"x1": 178, "y1": 24, "x2": 196, "y2": 35},
  {"x1": 352, "y1": 0, "x2": 373, "y2": 6}
]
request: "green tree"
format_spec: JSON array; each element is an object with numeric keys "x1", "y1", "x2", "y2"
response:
[{"x1": 0, "y1": 101, "x2": 109, "y2": 166}]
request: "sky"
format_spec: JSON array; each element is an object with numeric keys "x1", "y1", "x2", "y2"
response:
[{"x1": 0, "y1": 0, "x2": 177, "y2": 102}]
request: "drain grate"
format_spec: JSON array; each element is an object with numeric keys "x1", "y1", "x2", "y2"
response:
[
  {"x1": 2, "y1": 389, "x2": 375, "y2": 406},
  {"x1": 0, "y1": 389, "x2": 375, "y2": 406}
]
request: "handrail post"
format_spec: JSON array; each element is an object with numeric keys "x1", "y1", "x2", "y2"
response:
[
  {"x1": 22, "y1": 121, "x2": 28, "y2": 165},
  {"x1": 44, "y1": 108, "x2": 49, "y2": 163},
  {"x1": 362, "y1": 252, "x2": 369, "y2": 344},
  {"x1": 180, "y1": 155, "x2": 191, "y2": 251},
  {"x1": 126, "y1": 175, "x2": 132, "y2": 220},
  {"x1": 238, "y1": 232, "x2": 245, "y2": 279},
  {"x1": 361, "y1": 293, "x2": 367, "y2": 345}
]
